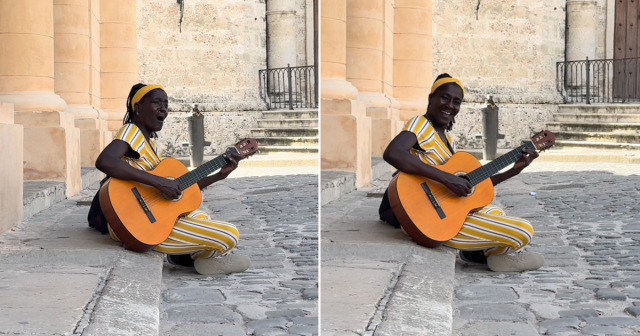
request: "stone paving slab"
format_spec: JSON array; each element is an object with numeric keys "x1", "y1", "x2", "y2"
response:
[
  {"x1": 321, "y1": 185, "x2": 456, "y2": 336},
  {"x1": 159, "y1": 174, "x2": 318, "y2": 336},
  {"x1": 1, "y1": 178, "x2": 164, "y2": 336},
  {"x1": 453, "y1": 162, "x2": 640, "y2": 336},
  {"x1": 0, "y1": 268, "x2": 102, "y2": 335},
  {"x1": 322, "y1": 266, "x2": 395, "y2": 331}
]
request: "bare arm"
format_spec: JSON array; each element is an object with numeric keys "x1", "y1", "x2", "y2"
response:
[
  {"x1": 382, "y1": 131, "x2": 472, "y2": 197},
  {"x1": 95, "y1": 140, "x2": 182, "y2": 199}
]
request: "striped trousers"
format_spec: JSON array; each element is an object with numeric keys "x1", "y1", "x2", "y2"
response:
[
  {"x1": 444, "y1": 206, "x2": 534, "y2": 256},
  {"x1": 109, "y1": 209, "x2": 240, "y2": 259}
]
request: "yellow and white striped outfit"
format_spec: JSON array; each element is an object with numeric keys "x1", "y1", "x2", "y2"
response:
[
  {"x1": 404, "y1": 116, "x2": 534, "y2": 256},
  {"x1": 108, "y1": 123, "x2": 240, "y2": 259}
]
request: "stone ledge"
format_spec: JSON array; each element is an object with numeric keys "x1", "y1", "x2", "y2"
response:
[
  {"x1": 321, "y1": 157, "x2": 395, "y2": 206},
  {"x1": 22, "y1": 168, "x2": 105, "y2": 221},
  {"x1": 23, "y1": 181, "x2": 66, "y2": 221}
]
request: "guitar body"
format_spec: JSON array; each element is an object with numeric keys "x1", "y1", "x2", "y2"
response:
[
  {"x1": 388, "y1": 152, "x2": 495, "y2": 248},
  {"x1": 99, "y1": 158, "x2": 202, "y2": 252}
]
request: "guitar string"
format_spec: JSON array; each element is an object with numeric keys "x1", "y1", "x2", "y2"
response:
[
  {"x1": 138, "y1": 155, "x2": 230, "y2": 207},
  {"x1": 138, "y1": 148, "x2": 256, "y2": 208},
  {"x1": 418, "y1": 142, "x2": 537, "y2": 204}
]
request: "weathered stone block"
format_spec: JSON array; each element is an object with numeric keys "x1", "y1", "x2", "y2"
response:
[
  {"x1": 0, "y1": 122, "x2": 23, "y2": 233},
  {"x1": 321, "y1": 98, "x2": 371, "y2": 188}
]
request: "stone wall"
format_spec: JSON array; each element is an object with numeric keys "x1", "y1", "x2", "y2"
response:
[
  {"x1": 450, "y1": 103, "x2": 558, "y2": 150},
  {"x1": 432, "y1": 0, "x2": 567, "y2": 148},
  {"x1": 154, "y1": 111, "x2": 262, "y2": 158},
  {"x1": 296, "y1": 0, "x2": 314, "y2": 66},
  {"x1": 137, "y1": 0, "x2": 267, "y2": 112}
]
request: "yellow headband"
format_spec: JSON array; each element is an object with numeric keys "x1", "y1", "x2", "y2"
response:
[
  {"x1": 430, "y1": 78, "x2": 465, "y2": 95},
  {"x1": 132, "y1": 85, "x2": 165, "y2": 108}
]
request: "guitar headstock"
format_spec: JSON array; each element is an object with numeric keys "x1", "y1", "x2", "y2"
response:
[
  {"x1": 530, "y1": 130, "x2": 556, "y2": 152},
  {"x1": 232, "y1": 138, "x2": 259, "y2": 158}
]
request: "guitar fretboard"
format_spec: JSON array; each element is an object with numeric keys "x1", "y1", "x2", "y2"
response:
[
  {"x1": 466, "y1": 141, "x2": 536, "y2": 186},
  {"x1": 176, "y1": 147, "x2": 240, "y2": 189}
]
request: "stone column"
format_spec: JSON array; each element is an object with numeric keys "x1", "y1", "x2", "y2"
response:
[
  {"x1": 0, "y1": 103, "x2": 23, "y2": 233},
  {"x1": 346, "y1": 0, "x2": 399, "y2": 157},
  {"x1": 101, "y1": 0, "x2": 138, "y2": 132},
  {"x1": 0, "y1": 0, "x2": 82, "y2": 196},
  {"x1": 566, "y1": 1, "x2": 597, "y2": 91},
  {"x1": 567, "y1": 0, "x2": 598, "y2": 62},
  {"x1": 393, "y1": 0, "x2": 432, "y2": 121},
  {"x1": 267, "y1": 0, "x2": 297, "y2": 69},
  {"x1": 321, "y1": 0, "x2": 371, "y2": 187},
  {"x1": 54, "y1": 0, "x2": 107, "y2": 167}
]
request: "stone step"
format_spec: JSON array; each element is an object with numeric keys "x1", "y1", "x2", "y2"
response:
[
  {"x1": 176, "y1": 153, "x2": 318, "y2": 168},
  {"x1": 553, "y1": 113, "x2": 640, "y2": 123},
  {"x1": 261, "y1": 110, "x2": 318, "y2": 119},
  {"x1": 547, "y1": 122, "x2": 640, "y2": 132},
  {"x1": 554, "y1": 140, "x2": 640, "y2": 150},
  {"x1": 558, "y1": 104, "x2": 640, "y2": 114},
  {"x1": 257, "y1": 119, "x2": 318, "y2": 128},
  {"x1": 250, "y1": 128, "x2": 318, "y2": 137},
  {"x1": 554, "y1": 131, "x2": 640, "y2": 143},
  {"x1": 259, "y1": 146, "x2": 318, "y2": 154},
  {"x1": 254, "y1": 137, "x2": 318, "y2": 147},
  {"x1": 23, "y1": 167, "x2": 104, "y2": 221}
]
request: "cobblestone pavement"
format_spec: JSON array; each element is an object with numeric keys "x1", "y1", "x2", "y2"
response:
[
  {"x1": 159, "y1": 173, "x2": 319, "y2": 336},
  {"x1": 453, "y1": 162, "x2": 640, "y2": 336}
]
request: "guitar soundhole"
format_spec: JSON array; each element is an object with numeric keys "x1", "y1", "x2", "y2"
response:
[{"x1": 454, "y1": 172, "x2": 475, "y2": 197}]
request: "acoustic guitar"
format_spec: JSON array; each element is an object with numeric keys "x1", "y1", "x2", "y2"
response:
[
  {"x1": 99, "y1": 138, "x2": 259, "y2": 252},
  {"x1": 388, "y1": 130, "x2": 556, "y2": 248}
]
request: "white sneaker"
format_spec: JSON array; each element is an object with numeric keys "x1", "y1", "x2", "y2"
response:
[
  {"x1": 487, "y1": 252, "x2": 544, "y2": 272},
  {"x1": 194, "y1": 255, "x2": 251, "y2": 275}
]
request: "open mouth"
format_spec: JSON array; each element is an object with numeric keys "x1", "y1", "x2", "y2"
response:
[
  {"x1": 442, "y1": 110, "x2": 452, "y2": 116},
  {"x1": 156, "y1": 116, "x2": 165, "y2": 123}
]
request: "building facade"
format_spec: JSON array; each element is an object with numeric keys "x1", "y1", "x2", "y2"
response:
[
  {"x1": 321, "y1": 0, "x2": 625, "y2": 186},
  {"x1": 0, "y1": 0, "x2": 314, "y2": 233}
]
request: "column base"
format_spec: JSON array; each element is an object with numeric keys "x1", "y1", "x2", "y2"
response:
[
  {"x1": 397, "y1": 98, "x2": 429, "y2": 121},
  {"x1": 321, "y1": 78, "x2": 359, "y2": 100},
  {"x1": 359, "y1": 93, "x2": 401, "y2": 157},
  {"x1": 0, "y1": 91, "x2": 67, "y2": 113},
  {"x1": 15, "y1": 111, "x2": 82, "y2": 197},
  {"x1": 321, "y1": 98, "x2": 372, "y2": 188},
  {"x1": 75, "y1": 118, "x2": 110, "y2": 167},
  {"x1": 104, "y1": 109, "x2": 126, "y2": 132},
  {"x1": 0, "y1": 103, "x2": 23, "y2": 233}
]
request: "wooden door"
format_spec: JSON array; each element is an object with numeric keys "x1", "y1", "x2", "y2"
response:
[{"x1": 614, "y1": 0, "x2": 640, "y2": 99}]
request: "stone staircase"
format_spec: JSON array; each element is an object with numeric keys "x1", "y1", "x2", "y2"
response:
[
  {"x1": 546, "y1": 104, "x2": 640, "y2": 150},
  {"x1": 251, "y1": 108, "x2": 318, "y2": 154}
]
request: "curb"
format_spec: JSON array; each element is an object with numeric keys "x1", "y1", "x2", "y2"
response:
[
  {"x1": 83, "y1": 251, "x2": 164, "y2": 336},
  {"x1": 375, "y1": 247, "x2": 456, "y2": 336}
]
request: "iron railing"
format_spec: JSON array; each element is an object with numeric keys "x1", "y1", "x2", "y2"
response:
[
  {"x1": 259, "y1": 65, "x2": 318, "y2": 110},
  {"x1": 557, "y1": 56, "x2": 640, "y2": 104}
]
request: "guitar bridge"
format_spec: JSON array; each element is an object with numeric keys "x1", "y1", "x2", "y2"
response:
[
  {"x1": 131, "y1": 187, "x2": 156, "y2": 223},
  {"x1": 421, "y1": 182, "x2": 446, "y2": 220}
]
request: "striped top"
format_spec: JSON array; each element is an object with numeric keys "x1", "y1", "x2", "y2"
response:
[
  {"x1": 403, "y1": 115, "x2": 455, "y2": 166},
  {"x1": 113, "y1": 123, "x2": 163, "y2": 171}
]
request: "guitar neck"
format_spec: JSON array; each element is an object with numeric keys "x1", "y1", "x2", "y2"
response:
[
  {"x1": 176, "y1": 148, "x2": 239, "y2": 189},
  {"x1": 466, "y1": 141, "x2": 536, "y2": 186}
]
